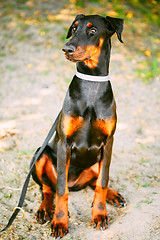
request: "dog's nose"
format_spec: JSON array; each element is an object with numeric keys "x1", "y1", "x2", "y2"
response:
[{"x1": 62, "y1": 44, "x2": 76, "y2": 54}]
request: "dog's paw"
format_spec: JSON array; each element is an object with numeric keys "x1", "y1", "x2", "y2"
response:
[
  {"x1": 106, "y1": 188, "x2": 127, "y2": 208},
  {"x1": 36, "y1": 204, "x2": 54, "y2": 224},
  {"x1": 91, "y1": 214, "x2": 109, "y2": 230},
  {"x1": 51, "y1": 212, "x2": 69, "y2": 238},
  {"x1": 92, "y1": 201, "x2": 108, "y2": 230}
]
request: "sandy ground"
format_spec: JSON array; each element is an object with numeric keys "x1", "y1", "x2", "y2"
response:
[{"x1": 0, "y1": 1, "x2": 160, "y2": 239}]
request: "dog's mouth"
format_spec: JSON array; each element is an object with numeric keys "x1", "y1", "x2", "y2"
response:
[
  {"x1": 64, "y1": 53, "x2": 80, "y2": 62},
  {"x1": 65, "y1": 53, "x2": 91, "y2": 63},
  {"x1": 63, "y1": 46, "x2": 91, "y2": 63}
]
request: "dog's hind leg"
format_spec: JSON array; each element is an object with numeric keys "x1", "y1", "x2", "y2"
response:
[
  {"x1": 106, "y1": 188, "x2": 126, "y2": 207},
  {"x1": 32, "y1": 146, "x2": 57, "y2": 223}
]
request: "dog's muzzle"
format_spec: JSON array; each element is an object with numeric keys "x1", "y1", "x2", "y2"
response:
[{"x1": 62, "y1": 44, "x2": 76, "y2": 55}]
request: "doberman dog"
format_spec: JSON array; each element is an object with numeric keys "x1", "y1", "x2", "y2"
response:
[{"x1": 32, "y1": 14, "x2": 126, "y2": 238}]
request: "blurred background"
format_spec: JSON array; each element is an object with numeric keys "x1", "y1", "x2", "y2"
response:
[
  {"x1": 0, "y1": 0, "x2": 159, "y2": 84},
  {"x1": 0, "y1": 1, "x2": 159, "y2": 239}
]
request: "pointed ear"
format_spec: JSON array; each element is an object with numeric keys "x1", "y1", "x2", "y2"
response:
[
  {"x1": 105, "y1": 16, "x2": 124, "y2": 43},
  {"x1": 66, "y1": 14, "x2": 85, "y2": 39}
]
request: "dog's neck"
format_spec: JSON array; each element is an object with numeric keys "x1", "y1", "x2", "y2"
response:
[
  {"x1": 76, "y1": 39, "x2": 111, "y2": 76},
  {"x1": 75, "y1": 71, "x2": 110, "y2": 82}
]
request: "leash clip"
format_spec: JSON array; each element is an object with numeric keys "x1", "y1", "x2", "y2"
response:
[{"x1": 13, "y1": 207, "x2": 25, "y2": 218}]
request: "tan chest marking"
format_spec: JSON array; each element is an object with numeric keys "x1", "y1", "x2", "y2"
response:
[
  {"x1": 94, "y1": 117, "x2": 116, "y2": 136},
  {"x1": 63, "y1": 115, "x2": 84, "y2": 137}
]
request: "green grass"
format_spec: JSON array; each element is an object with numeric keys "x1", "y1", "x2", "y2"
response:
[
  {"x1": 59, "y1": 32, "x2": 67, "y2": 43},
  {"x1": 140, "y1": 158, "x2": 150, "y2": 164},
  {"x1": 75, "y1": 0, "x2": 85, "y2": 7},
  {"x1": 3, "y1": 192, "x2": 13, "y2": 199},
  {"x1": 141, "y1": 183, "x2": 150, "y2": 188},
  {"x1": 136, "y1": 198, "x2": 153, "y2": 208},
  {"x1": 138, "y1": 143, "x2": 153, "y2": 150},
  {"x1": 0, "y1": 53, "x2": 6, "y2": 57},
  {"x1": 141, "y1": 199, "x2": 153, "y2": 204},
  {"x1": 136, "y1": 56, "x2": 160, "y2": 84},
  {"x1": 17, "y1": 34, "x2": 29, "y2": 41},
  {"x1": 107, "y1": 0, "x2": 160, "y2": 26},
  {"x1": 6, "y1": 65, "x2": 17, "y2": 71},
  {"x1": 65, "y1": 78, "x2": 72, "y2": 84},
  {"x1": 43, "y1": 70, "x2": 50, "y2": 76},
  {"x1": 135, "y1": 174, "x2": 140, "y2": 179}
]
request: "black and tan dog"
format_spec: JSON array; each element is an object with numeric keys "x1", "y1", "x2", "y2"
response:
[{"x1": 32, "y1": 14, "x2": 126, "y2": 238}]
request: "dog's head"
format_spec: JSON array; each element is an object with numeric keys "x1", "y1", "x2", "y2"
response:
[{"x1": 62, "y1": 14, "x2": 124, "y2": 67}]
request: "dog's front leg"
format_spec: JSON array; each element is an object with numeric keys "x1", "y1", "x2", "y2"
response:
[
  {"x1": 51, "y1": 140, "x2": 70, "y2": 238},
  {"x1": 91, "y1": 136, "x2": 113, "y2": 230}
]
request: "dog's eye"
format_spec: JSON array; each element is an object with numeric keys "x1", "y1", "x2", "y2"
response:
[
  {"x1": 89, "y1": 28, "x2": 97, "y2": 35},
  {"x1": 72, "y1": 27, "x2": 76, "y2": 33}
]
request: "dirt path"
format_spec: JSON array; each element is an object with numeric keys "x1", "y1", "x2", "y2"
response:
[{"x1": 0, "y1": 1, "x2": 160, "y2": 239}]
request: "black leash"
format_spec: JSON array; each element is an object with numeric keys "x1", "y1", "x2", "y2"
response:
[{"x1": 0, "y1": 111, "x2": 61, "y2": 233}]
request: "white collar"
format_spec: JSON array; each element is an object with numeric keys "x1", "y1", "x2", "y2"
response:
[{"x1": 76, "y1": 71, "x2": 110, "y2": 82}]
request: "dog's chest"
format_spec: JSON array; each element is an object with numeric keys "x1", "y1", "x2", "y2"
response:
[
  {"x1": 62, "y1": 78, "x2": 116, "y2": 141},
  {"x1": 62, "y1": 113, "x2": 115, "y2": 139}
]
